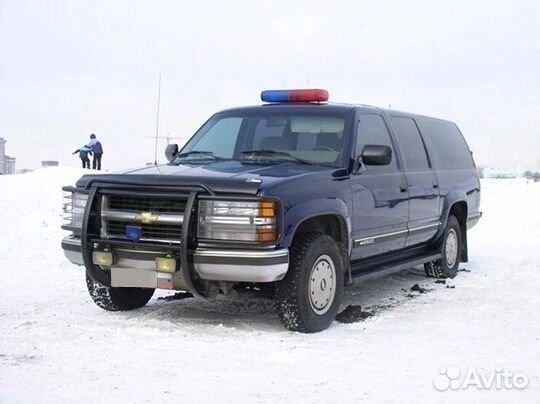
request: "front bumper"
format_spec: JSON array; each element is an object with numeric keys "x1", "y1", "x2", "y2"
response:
[{"x1": 62, "y1": 236, "x2": 289, "y2": 283}]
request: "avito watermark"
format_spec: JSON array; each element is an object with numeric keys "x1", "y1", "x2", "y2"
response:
[{"x1": 433, "y1": 367, "x2": 529, "y2": 391}]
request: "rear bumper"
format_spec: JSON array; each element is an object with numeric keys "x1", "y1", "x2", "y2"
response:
[
  {"x1": 62, "y1": 236, "x2": 289, "y2": 283},
  {"x1": 467, "y1": 212, "x2": 482, "y2": 229}
]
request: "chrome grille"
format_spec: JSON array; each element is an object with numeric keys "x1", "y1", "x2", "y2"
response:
[
  {"x1": 108, "y1": 195, "x2": 186, "y2": 214},
  {"x1": 101, "y1": 194, "x2": 186, "y2": 244},
  {"x1": 106, "y1": 220, "x2": 183, "y2": 241}
]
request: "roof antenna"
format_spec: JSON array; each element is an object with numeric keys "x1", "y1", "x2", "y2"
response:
[{"x1": 153, "y1": 74, "x2": 162, "y2": 165}]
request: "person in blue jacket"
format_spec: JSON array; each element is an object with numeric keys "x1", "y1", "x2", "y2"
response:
[
  {"x1": 87, "y1": 134, "x2": 104, "y2": 170},
  {"x1": 72, "y1": 145, "x2": 92, "y2": 169}
]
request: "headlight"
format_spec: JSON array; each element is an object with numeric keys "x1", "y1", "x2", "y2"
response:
[
  {"x1": 198, "y1": 200, "x2": 278, "y2": 242},
  {"x1": 62, "y1": 190, "x2": 88, "y2": 232}
]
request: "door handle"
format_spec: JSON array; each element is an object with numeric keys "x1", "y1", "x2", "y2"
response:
[
  {"x1": 400, "y1": 184, "x2": 408, "y2": 192},
  {"x1": 432, "y1": 183, "x2": 439, "y2": 189}
]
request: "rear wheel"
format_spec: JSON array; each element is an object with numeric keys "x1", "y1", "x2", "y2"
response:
[
  {"x1": 425, "y1": 215, "x2": 462, "y2": 279},
  {"x1": 275, "y1": 233, "x2": 344, "y2": 333},
  {"x1": 86, "y1": 275, "x2": 155, "y2": 311}
]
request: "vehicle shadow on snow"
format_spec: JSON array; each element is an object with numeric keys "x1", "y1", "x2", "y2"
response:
[{"x1": 126, "y1": 266, "x2": 465, "y2": 332}]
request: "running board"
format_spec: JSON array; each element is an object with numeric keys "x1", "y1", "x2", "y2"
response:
[{"x1": 350, "y1": 252, "x2": 441, "y2": 283}]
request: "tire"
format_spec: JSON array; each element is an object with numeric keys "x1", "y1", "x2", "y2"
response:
[
  {"x1": 275, "y1": 232, "x2": 344, "y2": 333},
  {"x1": 86, "y1": 275, "x2": 155, "y2": 311},
  {"x1": 425, "y1": 215, "x2": 462, "y2": 279}
]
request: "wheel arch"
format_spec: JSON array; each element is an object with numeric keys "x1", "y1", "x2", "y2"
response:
[
  {"x1": 281, "y1": 199, "x2": 352, "y2": 282},
  {"x1": 293, "y1": 214, "x2": 348, "y2": 245},
  {"x1": 439, "y1": 192, "x2": 469, "y2": 262}
]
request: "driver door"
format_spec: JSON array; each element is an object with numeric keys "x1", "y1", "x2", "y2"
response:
[{"x1": 350, "y1": 114, "x2": 409, "y2": 261}]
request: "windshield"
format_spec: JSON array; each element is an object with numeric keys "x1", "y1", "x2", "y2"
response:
[{"x1": 175, "y1": 111, "x2": 347, "y2": 166}]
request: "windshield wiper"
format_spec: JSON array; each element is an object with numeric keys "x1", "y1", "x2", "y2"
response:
[
  {"x1": 174, "y1": 151, "x2": 229, "y2": 163},
  {"x1": 240, "y1": 149, "x2": 313, "y2": 165},
  {"x1": 176, "y1": 151, "x2": 216, "y2": 159}
]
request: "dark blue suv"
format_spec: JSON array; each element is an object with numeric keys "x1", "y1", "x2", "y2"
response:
[{"x1": 61, "y1": 89, "x2": 481, "y2": 332}]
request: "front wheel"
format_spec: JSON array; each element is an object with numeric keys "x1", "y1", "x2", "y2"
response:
[
  {"x1": 425, "y1": 215, "x2": 462, "y2": 279},
  {"x1": 86, "y1": 275, "x2": 155, "y2": 311},
  {"x1": 275, "y1": 233, "x2": 344, "y2": 333}
]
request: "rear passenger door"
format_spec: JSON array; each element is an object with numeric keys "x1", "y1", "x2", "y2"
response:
[
  {"x1": 390, "y1": 116, "x2": 441, "y2": 247},
  {"x1": 350, "y1": 114, "x2": 409, "y2": 260}
]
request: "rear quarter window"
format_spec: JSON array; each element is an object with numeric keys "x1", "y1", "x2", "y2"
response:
[{"x1": 416, "y1": 118, "x2": 474, "y2": 170}]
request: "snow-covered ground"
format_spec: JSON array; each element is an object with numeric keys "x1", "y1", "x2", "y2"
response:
[{"x1": 1, "y1": 168, "x2": 539, "y2": 403}]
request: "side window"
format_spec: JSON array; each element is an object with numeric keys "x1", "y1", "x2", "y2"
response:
[
  {"x1": 416, "y1": 118, "x2": 474, "y2": 169},
  {"x1": 356, "y1": 114, "x2": 397, "y2": 172},
  {"x1": 390, "y1": 117, "x2": 430, "y2": 170},
  {"x1": 189, "y1": 117, "x2": 242, "y2": 158}
]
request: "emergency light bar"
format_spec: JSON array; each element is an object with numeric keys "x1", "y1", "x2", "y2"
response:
[{"x1": 261, "y1": 89, "x2": 329, "y2": 103}]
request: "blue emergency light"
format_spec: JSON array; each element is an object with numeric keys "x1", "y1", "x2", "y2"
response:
[
  {"x1": 125, "y1": 225, "x2": 142, "y2": 241},
  {"x1": 261, "y1": 89, "x2": 329, "y2": 103}
]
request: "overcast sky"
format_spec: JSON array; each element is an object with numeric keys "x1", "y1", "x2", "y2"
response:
[{"x1": 0, "y1": 0, "x2": 539, "y2": 171}]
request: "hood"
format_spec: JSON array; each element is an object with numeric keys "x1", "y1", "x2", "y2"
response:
[{"x1": 75, "y1": 161, "x2": 337, "y2": 195}]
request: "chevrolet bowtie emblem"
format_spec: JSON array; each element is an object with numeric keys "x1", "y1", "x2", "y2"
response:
[{"x1": 135, "y1": 212, "x2": 159, "y2": 224}]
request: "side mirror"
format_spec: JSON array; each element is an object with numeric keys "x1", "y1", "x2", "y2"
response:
[
  {"x1": 164, "y1": 144, "x2": 179, "y2": 162},
  {"x1": 361, "y1": 145, "x2": 392, "y2": 166}
]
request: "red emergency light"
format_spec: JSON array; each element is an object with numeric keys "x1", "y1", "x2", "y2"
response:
[{"x1": 261, "y1": 89, "x2": 329, "y2": 103}]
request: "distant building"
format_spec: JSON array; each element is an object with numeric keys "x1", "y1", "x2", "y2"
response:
[
  {"x1": 4, "y1": 156, "x2": 16, "y2": 174},
  {"x1": 483, "y1": 167, "x2": 522, "y2": 179},
  {"x1": 0, "y1": 137, "x2": 5, "y2": 174},
  {"x1": 42, "y1": 160, "x2": 59, "y2": 167},
  {"x1": 0, "y1": 137, "x2": 16, "y2": 175}
]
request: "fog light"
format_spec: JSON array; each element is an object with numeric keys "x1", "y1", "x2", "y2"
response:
[
  {"x1": 155, "y1": 257, "x2": 176, "y2": 273},
  {"x1": 93, "y1": 251, "x2": 114, "y2": 266}
]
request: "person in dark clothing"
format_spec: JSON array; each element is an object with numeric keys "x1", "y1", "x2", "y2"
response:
[
  {"x1": 87, "y1": 134, "x2": 104, "y2": 170},
  {"x1": 73, "y1": 145, "x2": 92, "y2": 169}
]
